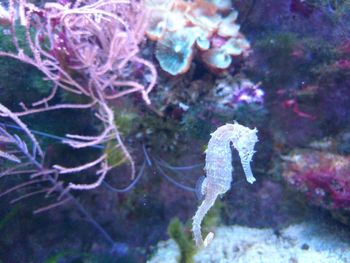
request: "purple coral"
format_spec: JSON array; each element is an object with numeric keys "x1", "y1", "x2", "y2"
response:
[
  {"x1": 213, "y1": 76, "x2": 264, "y2": 110},
  {"x1": 231, "y1": 80, "x2": 264, "y2": 105}
]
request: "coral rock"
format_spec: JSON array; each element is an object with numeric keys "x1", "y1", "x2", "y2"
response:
[{"x1": 282, "y1": 149, "x2": 350, "y2": 212}]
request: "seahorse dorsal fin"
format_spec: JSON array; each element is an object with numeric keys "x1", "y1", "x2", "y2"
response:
[{"x1": 195, "y1": 176, "x2": 207, "y2": 200}]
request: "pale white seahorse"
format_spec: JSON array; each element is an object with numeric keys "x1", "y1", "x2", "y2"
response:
[{"x1": 192, "y1": 122, "x2": 258, "y2": 247}]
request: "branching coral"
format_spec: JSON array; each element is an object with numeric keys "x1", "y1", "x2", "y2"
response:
[
  {"x1": 145, "y1": 0, "x2": 251, "y2": 75},
  {"x1": 0, "y1": 0, "x2": 156, "y2": 211}
]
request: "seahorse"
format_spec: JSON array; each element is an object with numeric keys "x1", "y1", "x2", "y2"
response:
[{"x1": 192, "y1": 122, "x2": 258, "y2": 247}]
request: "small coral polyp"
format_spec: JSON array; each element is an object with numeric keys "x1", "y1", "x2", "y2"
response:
[
  {"x1": 155, "y1": 28, "x2": 197, "y2": 76},
  {"x1": 146, "y1": 0, "x2": 251, "y2": 75}
]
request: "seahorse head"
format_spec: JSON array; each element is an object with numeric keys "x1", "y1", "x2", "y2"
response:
[{"x1": 231, "y1": 122, "x2": 258, "y2": 184}]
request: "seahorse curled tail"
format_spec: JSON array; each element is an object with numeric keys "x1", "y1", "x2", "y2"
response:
[{"x1": 192, "y1": 189, "x2": 218, "y2": 247}]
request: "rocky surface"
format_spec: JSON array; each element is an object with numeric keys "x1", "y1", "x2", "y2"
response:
[{"x1": 148, "y1": 221, "x2": 350, "y2": 263}]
